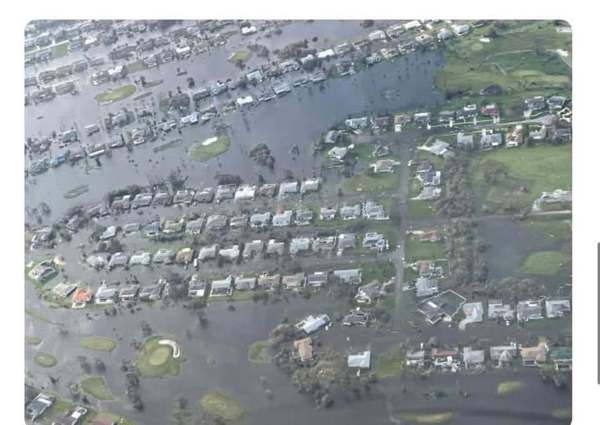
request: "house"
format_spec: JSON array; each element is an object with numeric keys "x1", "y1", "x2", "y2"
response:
[
  {"x1": 230, "y1": 215, "x2": 248, "y2": 229},
  {"x1": 282, "y1": 273, "x2": 306, "y2": 290},
  {"x1": 312, "y1": 236, "x2": 337, "y2": 253},
  {"x1": 129, "y1": 251, "x2": 151, "y2": 266},
  {"x1": 517, "y1": 300, "x2": 544, "y2": 322},
  {"x1": 139, "y1": 282, "x2": 164, "y2": 301},
  {"x1": 306, "y1": 271, "x2": 329, "y2": 287},
  {"x1": 162, "y1": 218, "x2": 185, "y2": 234},
  {"x1": 334, "y1": 42, "x2": 353, "y2": 56},
  {"x1": 480, "y1": 131, "x2": 503, "y2": 149},
  {"x1": 272, "y1": 81, "x2": 292, "y2": 96},
  {"x1": 547, "y1": 95, "x2": 567, "y2": 110},
  {"x1": 348, "y1": 351, "x2": 371, "y2": 369},
  {"x1": 246, "y1": 69, "x2": 264, "y2": 84},
  {"x1": 342, "y1": 310, "x2": 372, "y2": 326},
  {"x1": 340, "y1": 204, "x2": 361, "y2": 220},
  {"x1": 86, "y1": 254, "x2": 108, "y2": 269},
  {"x1": 293, "y1": 337, "x2": 314, "y2": 362},
  {"x1": 362, "y1": 232, "x2": 387, "y2": 251},
  {"x1": 301, "y1": 178, "x2": 321, "y2": 194},
  {"x1": 421, "y1": 140, "x2": 450, "y2": 157},
  {"x1": 188, "y1": 275, "x2": 208, "y2": 298},
  {"x1": 265, "y1": 239, "x2": 285, "y2": 256},
  {"x1": 370, "y1": 159, "x2": 400, "y2": 174},
  {"x1": 480, "y1": 103, "x2": 499, "y2": 117},
  {"x1": 296, "y1": 314, "x2": 330, "y2": 335},
  {"x1": 257, "y1": 274, "x2": 281, "y2": 290},
  {"x1": 490, "y1": 343, "x2": 518, "y2": 367},
  {"x1": 431, "y1": 348, "x2": 460, "y2": 369},
  {"x1": 456, "y1": 132, "x2": 474, "y2": 149},
  {"x1": 404, "y1": 20, "x2": 422, "y2": 31},
  {"x1": 363, "y1": 201, "x2": 388, "y2": 220},
  {"x1": 194, "y1": 187, "x2": 214, "y2": 203},
  {"x1": 488, "y1": 300, "x2": 515, "y2": 322},
  {"x1": 354, "y1": 280, "x2": 383, "y2": 305},
  {"x1": 337, "y1": 233, "x2": 356, "y2": 250},
  {"x1": 175, "y1": 247, "x2": 194, "y2": 265},
  {"x1": 295, "y1": 209, "x2": 314, "y2": 225},
  {"x1": 71, "y1": 288, "x2": 93, "y2": 309},
  {"x1": 328, "y1": 146, "x2": 348, "y2": 161},
  {"x1": 279, "y1": 181, "x2": 299, "y2": 196},
  {"x1": 368, "y1": 29, "x2": 387, "y2": 42},
  {"x1": 219, "y1": 245, "x2": 240, "y2": 261},
  {"x1": 257, "y1": 183, "x2": 278, "y2": 198},
  {"x1": 215, "y1": 185, "x2": 237, "y2": 202},
  {"x1": 173, "y1": 189, "x2": 195, "y2": 205},
  {"x1": 462, "y1": 347, "x2": 485, "y2": 369},
  {"x1": 198, "y1": 244, "x2": 218, "y2": 261},
  {"x1": 153, "y1": 249, "x2": 175, "y2": 264},
  {"x1": 205, "y1": 214, "x2": 228, "y2": 231},
  {"x1": 415, "y1": 276, "x2": 439, "y2": 298},
  {"x1": 119, "y1": 285, "x2": 139, "y2": 302},
  {"x1": 451, "y1": 23, "x2": 470, "y2": 36},
  {"x1": 406, "y1": 350, "x2": 426, "y2": 367},
  {"x1": 524, "y1": 96, "x2": 546, "y2": 113},
  {"x1": 290, "y1": 237, "x2": 312, "y2": 255},
  {"x1": 520, "y1": 340, "x2": 548, "y2": 367},
  {"x1": 320, "y1": 206, "x2": 337, "y2": 221},
  {"x1": 249, "y1": 212, "x2": 271, "y2": 228},
  {"x1": 185, "y1": 218, "x2": 204, "y2": 235},
  {"x1": 324, "y1": 130, "x2": 341, "y2": 145},
  {"x1": 152, "y1": 192, "x2": 171, "y2": 206},
  {"x1": 26, "y1": 393, "x2": 54, "y2": 421},
  {"x1": 243, "y1": 240, "x2": 264, "y2": 259},
  {"x1": 549, "y1": 347, "x2": 572, "y2": 371},
  {"x1": 345, "y1": 116, "x2": 369, "y2": 130},
  {"x1": 234, "y1": 185, "x2": 256, "y2": 201},
  {"x1": 545, "y1": 299, "x2": 571, "y2": 318},
  {"x1": 108, "y1": 252, "x2": 129, "y2": 269},
  {"x1": 111, "y1": 195, "x2": 131, "y2": 211},
  {"x1": 273, "y1": 210, "x2": 293, "y2": 227},
  {"x1": 417, "y1": 290, "x2": 466, "y2": 325},
  {"x1": 459, "y1": 302, "x2": 484, "y2": 330},
  {"x1": 333, "y1": 269, "x2": 362, "y2": 284},
  {"x1": 413, "y1": 112, "x2": 431, "y2": 126},
  {"x1": 235, "y1": 276, "x2": 257, "y2": 290},
  {"x1": 506, "y1": 125, "x2": 524, "y2": 147},
  {"x1": 210, "y1": 276, "x2": 233, "y2": 297},
  {"x1": 52, "y1": 282, "x2": 77, "y2": 298}
]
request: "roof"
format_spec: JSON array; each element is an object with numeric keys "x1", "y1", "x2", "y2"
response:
[
  {"x1": 293, "y1": 337, "x2": 313, "y2": 361},
  {"x1": 347, "y1": 351, "x2": 371, "y2": 369},
  {"x1": 72, "y1": 288, "x2": 92, "y2": 303}
]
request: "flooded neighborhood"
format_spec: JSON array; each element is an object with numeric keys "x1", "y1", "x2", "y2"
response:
[{"x1": 24, "y1": 19, "x2": 572, "y2": 425}]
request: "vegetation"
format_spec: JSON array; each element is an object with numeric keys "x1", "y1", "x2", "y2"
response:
[
  {"x1": 52, "y1": 43, "x2": 68, "y2": 59},
  {"x1": 228, "y1": 50, "x2": 251, "y2": 65},
  {"x1": 375, "y1": 345, "x2": 406, "y2": 378},
  {"x1": 26, "y1": 336, "x2": 42, "y2": 345},
  {"x1": 189, "y1": 136, "x2": 231, "y2": 161},
  {"x1": 342, "y1": 172, "x2": 399, "y2": 193},
  {"x1": 360, "y1": 261, "x2": 396, "y2": 283},
  {"x1": 398, "y1": 412, "x2": 453, "y2": 424},
  {"x1": 198, "y1": 390, "x2": 244, "y2": 422},
  {"x1": 81, "y1": 376, "x2": 114, "y2": 400},
  {"x1": 471, "y1": 144, "x2": 571, "y2": 213},
  {"x1": 497, "y1": 380, "x2": 525, "y2": 396},
  {"x1": 526, "y1": 217, "x2": 571, "y2": 242},
  {"x1": 405, "y1": 238, "x2": 446, "y2": 263},
  {"x1": 551, "y1": 408, "x2": 571, "y2": 419},
  {"x1": 135, "y1": 336, "x2": 183, "y2": 378},
  {"x1": 34, "y1": 352, "x2": 57, "y2": 368},
  {"x1": 408, "y1": 199, "x2": 435, "y2": 218},
  {"x1": 248, "y1": 340, "x2": 272, "y2": 364},
  {"x1": 94, "y1": 84, "x2": 137, "y2": 103},
  {"x1": 519, "y1": 250, "x2": 569, "y2": 275},
  {"x1": 80, "y1": 336, "x2": 118, "y2": 352}
]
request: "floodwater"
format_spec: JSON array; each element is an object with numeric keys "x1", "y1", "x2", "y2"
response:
[{"x1": 26, "y1": 47, "x2": 444, "y2": 222}]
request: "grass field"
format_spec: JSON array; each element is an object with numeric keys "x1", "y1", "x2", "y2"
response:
[
  {"x1": 342, "y1": 172, "x2": 399, "y2": 193},
  {"x1": 80, "y1": 336, "x2": 118, "y2": 352},
  {"x1": 408, "y1": 199, "x2": 436, "y2": 219},
  {"x1": 435, "y1": 21, "x2": 571, "y2": 115},
  {"x1": 397, "y1": 412, "x2": 453, "y2": 424},
  {"x1": 405, "y1": 238, "x2": 446, "y2": 263},
  {"x1": 228, "y1": 50, "x2": 251, "y2": 64},
  {"x1": 374, "y1": 345, "x2": 406, "y2": 378},
  {"x1": 94, "y1": 84, "x2": 136, "y2": 104},
  {"x1": 81, "y1": 376, "x2": 114, "y2": 401},
  {"x1": 135, "y1": 336, "x2": 182, "y2": 378},
  {"x1": 26, "y1": 336, "x2": 42, "y2": 345},
  {"x1": 519, "y1": 250, "x2": 569, "y2": 276},
  {"x1": 360, "y1": 261, "x2": 396, "y2": 283},
  {"x1": 471, "y1": 144, "x2": 571, "y2": 212},
  {"x1": 126, "y1": 60, "x2": 146, "y2": 73},
  {"x1": 497, "y1": 380, "x2": 525, "y2": 396},
  {"x1": 189, "y1": 136, "x2": 231, "y2": 161},
  {"x1": 525, "y1": 217, "x2": 571, "y2": 243},
  {"x1": 199, "y1": 390, "x2": 244, "y2": 422},
  {"x1": 34, "y1": 352, "x2": 57, "y2": 368},
  {"x1": 52, "y1": 43, "x2": 68, "y2": 59},
  {"x1": 248, "y1": 340, "x2": 272, "y2": 364}
]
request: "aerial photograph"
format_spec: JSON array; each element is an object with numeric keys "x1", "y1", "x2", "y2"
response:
[{"x1": 24, "y1": 19, "x2": 572, "y2": 425}]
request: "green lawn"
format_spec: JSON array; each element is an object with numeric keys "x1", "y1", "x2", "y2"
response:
[
  {"x1": 408, "y1": 199, "x2": 435, "y2": 219},
  {"x1": 497, "y1": 380, "x2": 525, "y2": 396},
  {"x1": 248, "y1": 340, "x2": 272, "y2": 364},
  {"x1": 26, "y1": 336, "x2": 42, "y2": 345},
  {"x1": 397, "y1": 412, "x2": 453, "y2": 424},
  {"x1": 405, "y1": 238, "x2": 446, "y2": 263},
  {"x1": 34, "y1": 352, "x2": 57, "y2": 368},
  {"x1": 471, "y1": 144, "x2": 571, "y2": 212},
  {"x1": 135, "y1": 336, "x2": 183, "y2": 378},
  {"x1": 189, "y1": 136, "x2": 231, "y2": 161},
  {"x1": 375, "y1": 345, "x2": 406, "y2": 378},
  {"x1": 360, "y1": 261, "x2": 396, "y2": 283},
  {"x1": 126, "y1": 60, "x2": 146, "y2": 73},
  {"x1": 342, "y1": 172, "x2": 399, "y2": 193},
  {"x1": 551, "y1": 408, "x2": 571, "y2": 419},
  {"x1": 94, "y1": 84, "x2": 137, "y2": 104},
  {"x1": 199, "y1": 390, "x2": 244, "y2": 422},
  {"x1": 526, "y1": 217, "x2": 571, "y2": 243},
  {"x1": 519, "y1": 250, "x2": 569, "y2": 276},
  {"x1": 51, "y1": 43, "x2": 68, "y2": 59},
  {"x1": 80, "y1": 336, "x2": 118, "y2": 352},
  {"x1": 80, "y1": 376, "x2": 114, "y2": 401},
  {"x1": 228, "y1": 50, "x2": 251, "y2": 64}
]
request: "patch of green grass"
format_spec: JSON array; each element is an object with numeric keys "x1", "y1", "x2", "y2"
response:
[
  {"x1": 199, "y1": 390, "x2": 244, "y2": 422},
  {"x1": 153, "y1": 138, "x2": 182, "y2": 153},
  {"x1": 398, "y1": 412, "x2": 453, "y2": 424},
  {"x1": 189, "y1": 136, "x2": 231, "y2": 161},
  {"x1": 519, "y1": 250, "x2": 569, "y2": 276},
  {"x1": 360, "y1": 261, "x2": 396, "y2": 283},
  {"x1": 374, "y1": 345, "x2": 406, "y2": 378},
  {"x1": 135, "y1": 336, "x2": 183, "y2": 378},
  {"x1": 94, "y1": 84, "x2": 136, "y2": 104},
  {"x1": 408, "y1": 199, "x2": 435, "y2": 219},
  {"x1": 471, "y1": 144, "x2": 571, "y2": 212},
  {"x1": 342, "y1": 172, "x2": 399, "y2": 193},
  {"x1": 551, "y1": 407, "x2": 571, "y2": 419},
  {"x1": 34, "y1": 352, "x2": 57, "y2": 368},
  {"x1": 126, "y1": 60, "x2": 146, "y2": 73},
  {"x1": 25, "y1": 308, "x2": 60, "y2": 325},
  {"x1": 26, "y1": 336, "x2": 42, "y2": 345},
  {"x1": 228, "y1": 50, "x2": 251, "y2": 64},
  {"x1": 405, "y1": 238, "x2": 446, "y2": 263},
  {"x1": 52, "y1": 43, "x2": 68, "y2": 59},
  {"x1": 526, "y1": 217, "x2": 571, "y2": 242},
  {"x1": 248, "y1": 340, "x2": 272, "y2": 364},
  {"x1": 80, "y1": 376, "x2": 114, "y2": 401},
  {"x1": 80, "y1": 336, "x2": 118, "y2": 352},
  {"x1": 497, "y1": 380, "x2": 525, "y2": 396}
]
